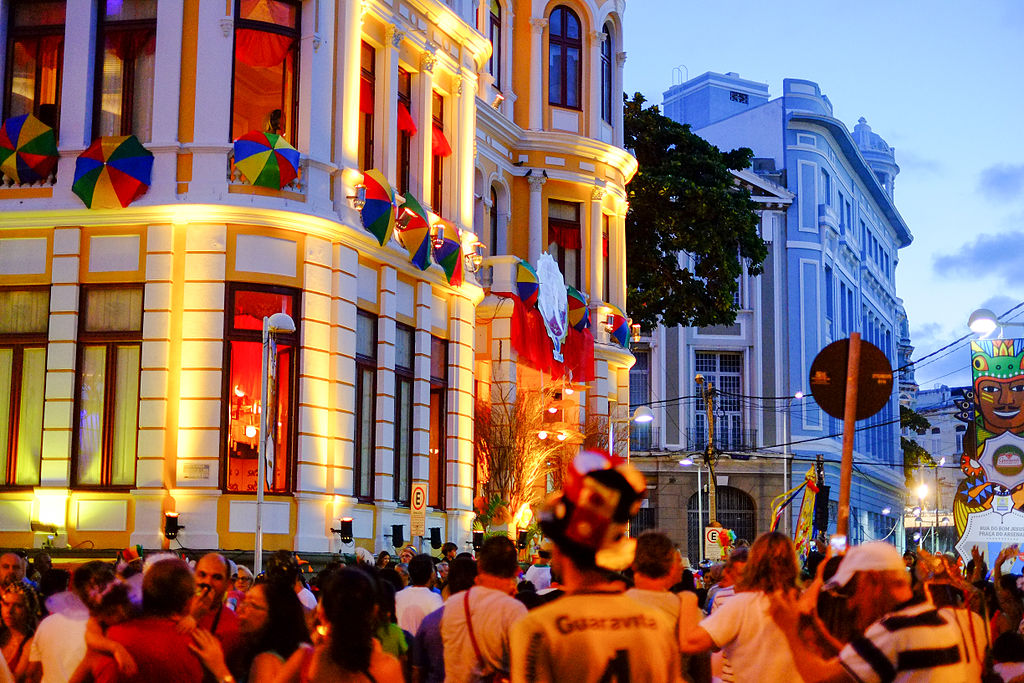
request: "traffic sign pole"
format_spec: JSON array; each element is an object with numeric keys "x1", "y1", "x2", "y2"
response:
[{"x1": 836, "y1": 333, "x2": 861, "y2": 538}]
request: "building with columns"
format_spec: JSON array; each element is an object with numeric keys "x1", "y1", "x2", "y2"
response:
[
  {"x1": 631, "y1": 73, "x2": 913, "y2": 560},
  {"x1": 0, "y1": 0, "x2": 634, "y2": 558}
]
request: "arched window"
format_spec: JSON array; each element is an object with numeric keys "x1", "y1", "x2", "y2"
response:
[
  {"x1": 488, "y1": 1, "x2": 502, "y2": 91},
  {"x1": 490, "y1": 186, "x2": 501, "y2": 254},
  {"x1": 686, "y1": 485, "x2": 756, "y2": 562},
  {"x1": 600, "y1": 22, "x2": 613, "y2": 123},
  {"x1": 548, "y1": 6, "x2": 581, "y2": 109}
]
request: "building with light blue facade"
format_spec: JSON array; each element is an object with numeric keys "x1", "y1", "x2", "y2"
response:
[{"x1": 630, "y1": 72, "x2": 911, "y2": 558}]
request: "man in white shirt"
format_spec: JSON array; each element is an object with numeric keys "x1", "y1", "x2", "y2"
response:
[
  {"x1": 442, "y1": 536, "x2": 527, "y2": 682},
  {"x1": 397, "y1": 553, "x2": 443, "y2": 635},
  {"x1": 27, "y1": 561, "x2": 113, "y2": 683},
  {"x1": 523, "y1": 546, "x2": 553, "y2": 591}
]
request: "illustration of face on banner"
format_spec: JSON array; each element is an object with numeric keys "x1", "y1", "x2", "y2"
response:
[{"x1": 954, "y1": 339, "x2": 1024, "y2": 568}]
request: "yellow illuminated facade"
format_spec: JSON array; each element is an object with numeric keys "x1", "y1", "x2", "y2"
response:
[{"x1": 0, "y1": 0, "x2": 633, "y2": 556}]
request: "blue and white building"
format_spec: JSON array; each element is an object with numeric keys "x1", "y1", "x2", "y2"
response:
[{"x1": 632, "y1": 73, "x2": 911, "y2": 557}]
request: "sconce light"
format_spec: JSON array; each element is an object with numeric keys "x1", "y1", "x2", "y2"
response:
[
  {"x1": 630, "y1": 323, "x2": 641, "y2": 342},
  {"x1": 244, "y1": 424, "x2": 258, "y2": 439},
  {"x1": 391, "y1": 524, "x2": 406, "y2": 549},
  {"x1": 429, "y1": 527, "x2": 443, "y2": 550},
  {"x1": 516, "y1": 529, "x2": 529, "y2": 550},
  {"x1": 347, "y1": 184, "x2": 367, "y2": 210},
  {"x1": 472, "y1": 530, "x2": 485, "y2": 551},
  {"x1": 603, "y1": 313, "x2": 615, "y2": 332},
  {"x1": 556, "y1": 432, "x2": 568, "y2": 442},
  {"x1": 431, "y1": 225, "x2": 445, "y2": 251},
  {"x1": 330, "y1": 517, "x2": 354, "y2": 544},
  {"x1": 491, "y1": 92, "x2": 505, "y2": 109},
  {"x1": 537, "y1": 430, "x2": 549, "y2": 440},
  {"x1": 163, "y1": 512, "x2": 183, "y2": 540},
  {"x1": 463, "y1": 241, "x2": 485, "y2": 273}
]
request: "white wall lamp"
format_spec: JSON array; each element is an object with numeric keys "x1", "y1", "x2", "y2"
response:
[{"x1": 347, "y1": 184, "x2": 366, "y2": 210}]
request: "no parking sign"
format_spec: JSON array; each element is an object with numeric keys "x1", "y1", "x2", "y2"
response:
[{"x1": 704, "y1": 527, "x2": 722, "y2": 561}]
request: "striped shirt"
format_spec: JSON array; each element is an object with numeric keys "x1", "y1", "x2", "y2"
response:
[{"x1": 839, "y1": 600, "x2": 976, "y2": 683}]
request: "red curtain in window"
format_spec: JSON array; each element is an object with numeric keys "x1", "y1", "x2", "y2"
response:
[
  {"x1": 432, "y1": 125, "x2": 452, "y2": 157},
  {"x1": 235, "y1": 28, "x2": 294, "y2": 68},
  {"x1": 548, "y1": 223, "x2": 582, "y2": 250},
  {"x1": 602, "y1": 233, "x2": 608, "y2": 258},
  {"x1": 397, "y1": 103, "x2": 417, "y2": 135},
  {"x1": 360, "y1": 78, "x2": 374, "y2": 114},
  {"x1": 107, "y1": 28, "x2": 156, "y2": 60}
]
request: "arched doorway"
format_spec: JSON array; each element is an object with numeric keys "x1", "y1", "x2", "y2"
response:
[{"x1": 686, "y1": 485, "x2": 755, "y2": 562}]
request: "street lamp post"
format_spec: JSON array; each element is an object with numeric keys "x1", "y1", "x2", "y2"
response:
[
  {"x1": 934, "y1": 456, "x2": 945, "y2": 553},
  {"x1": 679, "y1": 458, "x2": 703, "y2": 563},
  {"x1": 255, "y1": 312, "x2": 296, "y2": 575},
  {"x1": 695, "y1": 374, "x2": 718, "y2": 525}
]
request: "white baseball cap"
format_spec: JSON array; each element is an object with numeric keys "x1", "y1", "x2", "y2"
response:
[{"x1": 827, "y1": 541, "x2": 906, "y2": 589}]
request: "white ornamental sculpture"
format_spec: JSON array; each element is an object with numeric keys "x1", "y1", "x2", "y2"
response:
[{"x1": 535, "y1": 253, "x2": 569, "y2": 362}]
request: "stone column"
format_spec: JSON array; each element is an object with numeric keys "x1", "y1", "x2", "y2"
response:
[
  {"x1": 588, "y1": 30, "x2": 605, "y2": 138},
  {"x1": 382, "y1": 27, "x2": 404, "y2": 183},
  {"x1": 418, "y1": 49, "x2": 437, "y2": 210},
  {"x1": 333, "y1": 0, "x2": 363, "y2": 215},
  {"x1": 527, "y1": 173, "x2": 546, "y2": 264},
  {"x1": 528, "y1": 18, "x2": 547, "y2": 130},
  {"x1": 146, "y1": 0, "x2": 183, "y2": 202},
  {"x1": 612, "y1": 207, "x2": 627, "y2": 309},
  {"x1": 54, "y1": 0, "x2": 95, "y2": 189},
  {"x1": 614, "y1": 51, "x2": 627, "y2": 147},
  {"x1": 588, "y1": 186, "x2": 605, "y2": 303},
  {"x1": 186, "y1": 1, "x2": 234, "y2": 200},
  {"x1": 456, "y1": 71, "x2": 478, "y2": 230},
  {"x1": 296, "y1": 0, "x2": 335, "y2": 212}
]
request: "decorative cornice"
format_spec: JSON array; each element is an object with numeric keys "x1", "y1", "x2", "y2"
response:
[
  {"x1": 615, "y1": 51, "x2": 627, "y2": 67},
  {"x1": 421, "y1": 47, "x2": 437, "y2": 72},
  {"x1": 387, "y1": 26, "x2": 405, "y2": 48},
  {"x1": 590, "y1": 30, "x2": 607, "y2": 43},
  {"x1": 591, "y1": 186, "x2": 605, "y2": 201},
  {"x1": 219, "y1": 17, "x2": 233, "y2": 38},
  {"x1": 529, "y1": 17, "x2": 548, "y2": 33}
]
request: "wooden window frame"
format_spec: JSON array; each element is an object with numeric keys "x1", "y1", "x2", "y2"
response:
[{"x1": 548, "y1": 5, "x2": 582, "y2": 110}]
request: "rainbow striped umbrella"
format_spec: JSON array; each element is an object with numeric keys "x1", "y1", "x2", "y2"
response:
[
  {"x1": 360, "y1": 169, "x2": 396, "y2": 246},
  {"x1": 605, "y1": 303, "x2": 629, "y2": 348},
  {"x1": 517, "y1": 260, "x2": 539, "y2": 307},
  {"x1": 233, "y1": 131, "x2": 300, "y2": 189},
  {"x1": 432, "y1": 219, "x2": 463, "y2": 286},
  {"x1": 397, "y1": 192, "x2": 432, "y2": 270},
  {"x1": 0, "y1": 114, "x2": 58, "y2": 184},
  {"x1": 72, "y1": 135, "x2": 153, "y2": 209},
  {"x1": 567, "y1": 286, "x2": 590, "y2": 332}
]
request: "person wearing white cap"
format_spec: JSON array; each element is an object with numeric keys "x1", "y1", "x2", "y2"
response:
[{"x1": 769, "y1": 541, "x2": 983, "y2": 682}]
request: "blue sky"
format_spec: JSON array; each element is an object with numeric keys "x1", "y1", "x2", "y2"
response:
[{"x1": 623, "y1": 0, "x2": 1024, "y2": 391}]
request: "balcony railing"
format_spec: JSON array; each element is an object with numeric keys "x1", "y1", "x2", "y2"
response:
[
  {"x1": 686, "y1": 428, "x2": 758, "y2": 455},
  {"x1": 630, "y1": 425, "x2": 659, "y2": 452},
  {"x1": 228, "y1": 150, "x2": 307, "y2": 195}
]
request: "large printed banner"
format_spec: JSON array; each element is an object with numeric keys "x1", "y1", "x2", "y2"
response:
[{"x1": 954, "y1": 339, "x2": 1024, "y2": 568}]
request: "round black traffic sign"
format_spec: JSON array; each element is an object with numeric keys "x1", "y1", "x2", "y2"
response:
[{"x1": 809, "y1": 338, "x2": 893, "y2": 420}]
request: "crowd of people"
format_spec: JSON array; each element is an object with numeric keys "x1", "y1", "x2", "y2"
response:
[{"x1": 1, "y1": 453, "x2": 1023, "y2": 682}]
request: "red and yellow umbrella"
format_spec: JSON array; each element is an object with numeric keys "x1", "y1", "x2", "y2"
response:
[
  {"x1": 72, "y1": 135, "x2": 153, "y2": 209},
  {"x1": 360, "y1": 169, "x2": 396, "y2": 246},
  {"x1": 0, "y1": 114, "x2": 58, "y2": 184},
  {"x1": 397, "y1": 192, "x2": 432, "y2": 270},
  {"x1": 605, "y1": 303, "x2": 629, "y2": 348},
  {"x1": 567, "y1": 286, "x2": 590, "y2": 332},
  {"x1": 233, "y1": 130, "x2": 300, "y2": 189},
  {"x1": 516, "y1": 260, "x2": 539, "y2": 307}
]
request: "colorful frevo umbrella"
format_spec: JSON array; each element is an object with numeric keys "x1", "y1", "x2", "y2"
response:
[
  {"x1": 517, "y1": 260, "x2": 539, "y2": 307},
  {"x1": 233, "y1": 131, "x2": 300, "y2": 190},
  {"x1": 0, "y1": 114, "x2": 58, "y2": 185},
  {"x1": 397, "y1": 192, "x2": 432, "y2": 270},
  {"x1": 567, "y1": 286, "x2": 590, "y2": 332},
  {"x1": 432, "y1": 218, "x2": 463, "y2": 286},
  {"x1": 605, "y1": 302, "x2": 629, "y2": 348},
  {"x1": 359, "y1": 169, "x2": 396, "y2": 246},
  {"x1": 72, "y1": 135, "x2": 153, "y2": 209}
]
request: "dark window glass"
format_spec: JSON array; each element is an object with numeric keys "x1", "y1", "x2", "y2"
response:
[
  {"x1": 488, "y1": 0, "x2": 501, "y2": 91},
  {"x1": 431, "y1": 91, "x2": 444, "y2": 214},
  {"x1": 548, "y1": 6, "x2": 581, "y2": 109},
  {"x1": 429, "y1": 336, "x2": 447, "y2": 509},
  {"x1": 3, "y1": 0, "x2": 65, "y2": 132},
  {"x1": 0, "y1": 289, "x2": 49, "y2": 487},
  {"x1": 394, "y1": 324, "x2": 414, "y2": 505},
  {"x1": 93, "y1": 0, "x2": 157, "y2": 140},
  {"x1": 355, "y1": 311, "x2": 377, "y2": 500},
  {"x1": 224, "y1": 284, "x2": 299, "y2": 493},
  {"x1": 601, "y1": 23, "x2": 613, "y2": 123},
  {"x1": 359, "y1": 41, "x2": 375, "y2": 172},
  {"x1": 490, "y1": 187, "x2": 500, "y2": 255},
  {"x1": 547, "y1": 199, "x2": 581, "y2": 289},
  {"x1": 74, "y1": 287, "x2": 143, "y2": 488},
  {"x1": 397, "y1": 69, "x2": 412, "y2": 195},
  {"x1": 232, "y1": 0, "x2": 300, "y2": 144}
]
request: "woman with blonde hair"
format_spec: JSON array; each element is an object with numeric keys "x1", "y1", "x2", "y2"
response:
[{"x1": 679, "y1": 531, "x2": 806, "y2": 682}]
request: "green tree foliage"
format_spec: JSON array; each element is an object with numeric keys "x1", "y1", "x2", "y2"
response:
[
  {"x1": 623, "y1": 93, "x2": 768, "y2": 330},
  {"x1": 900, "y1": 404, "x2": 935, "y2": 484}
]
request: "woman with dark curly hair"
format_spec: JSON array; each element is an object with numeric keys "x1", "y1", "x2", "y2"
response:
[
  {"x1": 678, "y1": 531, "x2": 807, "y2": 682},
  {"x1": 191, "y1": 578, "x2": 309, "y2": 682},
  {"x1": 1, "y1": 583, "x2": 40, "y2": 682},
  {"x1": 277, "y1": 568, "x2": 401, "y2": 682}
]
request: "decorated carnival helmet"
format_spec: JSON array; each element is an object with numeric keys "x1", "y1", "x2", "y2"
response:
[
  {"x1": 538, "y1": 449, "x2": 647, "y2": 571},
  {"x1": 971, "y1": 339, "x2": 1024, "y2": 381}
]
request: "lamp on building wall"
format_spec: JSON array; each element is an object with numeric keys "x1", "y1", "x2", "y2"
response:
[
  {"x1": 516, "y1": 529, "x2": 529, "y2": 550},
  {"x1": 603, "y1": 313, "x2": 615, "y2": 332},
  {"x1": 630, "y1": 323, "x2": 641, "y2": 342},
  {"x1": 391, "y1": 524, "x2": 406, "y2": 549},
  {"x1": 330, "y1": 517, "x2": 354, "y2": 544},
  {"x1": 429, "y1": 527, "x2": 443, "y2": 550},
  {"x1": 464, "y1": 240, "x2": 485, "y2": 273},
  {"x1": 431, "y1": 225, "x2": 446, "y2": 251},
  {"x1": 472, "y1": 530, "x2": 485, "y2": 551},
  {"x1": 633, "y1": 406, "x2": 654, "y2": 424},
  {"x1": 163, "y1": 512, "x2": 183, "y2": 540},
  {"x1": 347, "y1": 184, "x2": 366, "y2": 210}
]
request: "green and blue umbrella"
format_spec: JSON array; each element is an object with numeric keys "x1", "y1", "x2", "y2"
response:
[
  {"x1": 359, "y1": 169, "x2": 396, "y2": 246},
  {"x1": 0, "y1": 114, "x2": 58, "y2": 184},
  {"x1": 233, "y1": 131, "x2": 300, "y2": 189},
  {"x1": 72, "y1": 135, "x2": 153, "y2": 209},
  {"x1": 397, "y1": 192, "x2": 432, "y2": 270}
]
